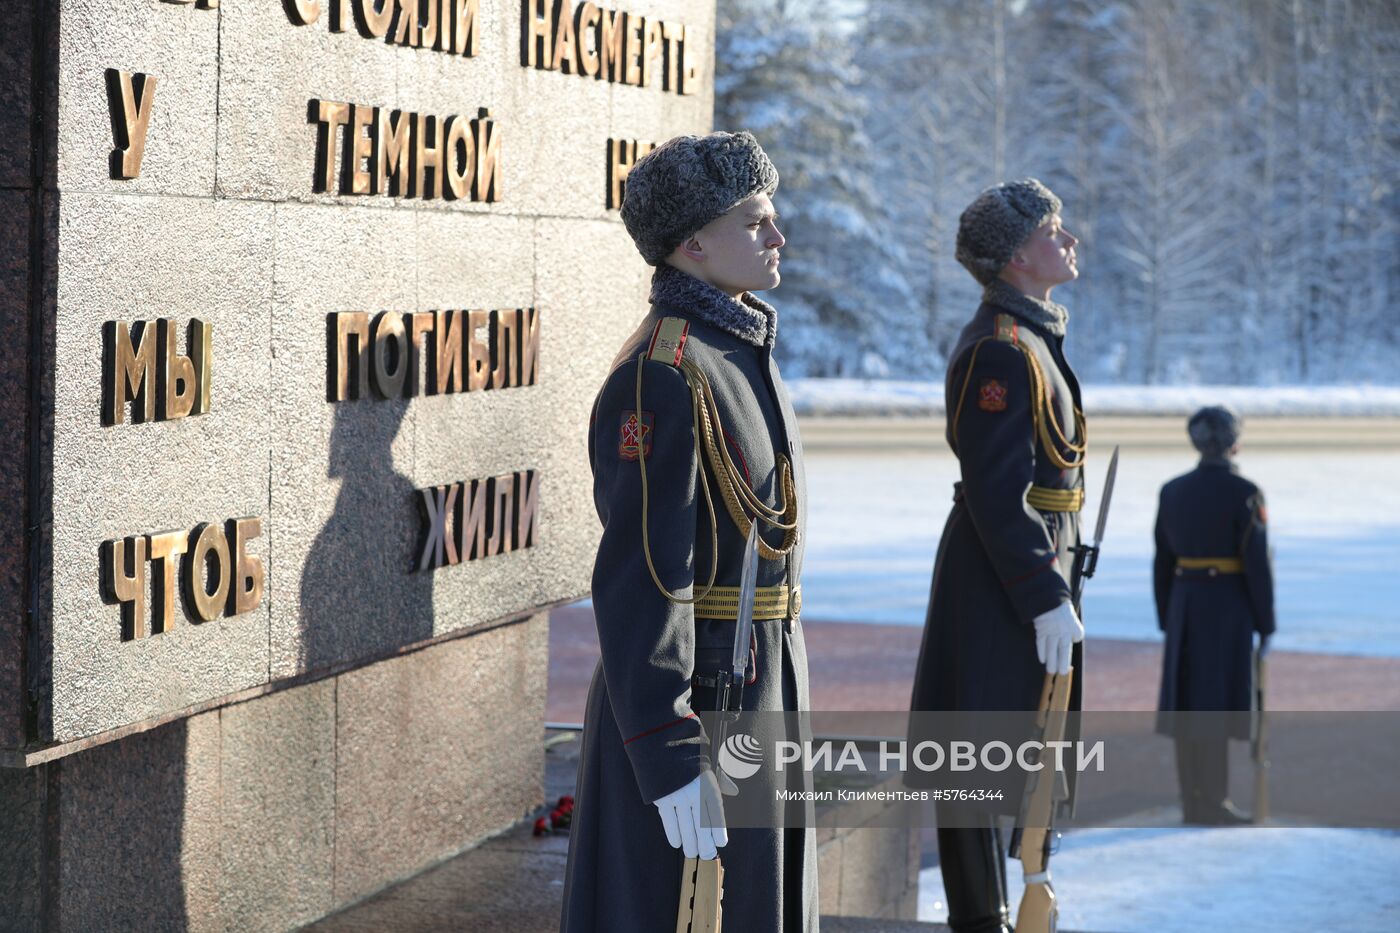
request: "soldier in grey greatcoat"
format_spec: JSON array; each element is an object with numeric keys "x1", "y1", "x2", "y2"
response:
[
  {"x1": 560, "y1": 131, "x2": 816, "y2": 932},
  {"x1": 1154, "y1": 406, "x2": 1274, "y2": 824},
  {"x1": 910, "y1": 179, "x2": 1088, "y2": 933}
]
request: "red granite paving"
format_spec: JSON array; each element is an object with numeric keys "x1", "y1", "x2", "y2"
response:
[{"x1": 547, "y1": 603, "x2": 1400, "y2": 723}]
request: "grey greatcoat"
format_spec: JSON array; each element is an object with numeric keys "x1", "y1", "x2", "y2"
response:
[
  {"x1": 560, "y1": 266, "x2": 816, "y2": 933},
  {"x1": 1154, "y1": 460, "x2": 1274, "y2": 738},
  {"x1": 911, "y1": 282, "x2": 1086, "y2": 720}
]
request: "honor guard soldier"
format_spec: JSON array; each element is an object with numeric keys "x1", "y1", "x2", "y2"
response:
[
  {"x1": 1154, "y1": 406, "x2": 1275, "y2": 825},
  {"x1": 560, "y1": 131, "x2": 817, "y2": 932},
  {"x1": 910, "y1": 179, "x2": 1088, "y2": 933}
]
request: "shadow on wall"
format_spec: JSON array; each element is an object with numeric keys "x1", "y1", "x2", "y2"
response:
[{"x1": 298, "y1": 396, "x2": 434, "y2": 673}]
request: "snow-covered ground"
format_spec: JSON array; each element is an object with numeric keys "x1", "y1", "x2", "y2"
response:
[
  {"x1": 798, "y1": 426, "x2": 1400, "y2": 930},
  {"x1": 790, "y1": 379, "x2": 1400, "y2": 417},
  {"x1": 802, "y1": 446, "x2": 1400, "y2": 657},
  {"x1": 919, "y1": 827, "x2": 1400, "y2": 931}
]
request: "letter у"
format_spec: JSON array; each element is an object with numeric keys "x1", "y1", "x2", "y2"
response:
[{"x1": 106, "y1": 69, "x2": 157, "y2": 179}]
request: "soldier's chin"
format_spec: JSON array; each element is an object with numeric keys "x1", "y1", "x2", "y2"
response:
[{"x1": 745, "y1": 271, "x2": 780, "y2": 292}]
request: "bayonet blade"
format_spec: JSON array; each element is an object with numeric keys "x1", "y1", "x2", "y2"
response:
[
  {"x1": 732, "y1": 523, "x2": 760, "y2": 680},
  {"x1": 1092, "y1": 445, "x2": 1120, "y2": 547}
]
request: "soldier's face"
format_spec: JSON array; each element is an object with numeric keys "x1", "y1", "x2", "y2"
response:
[
  {"x1": 682, "y1": 193, "x2": 786, "y2": 296},
  {"x1": 1016, "y1": 214, "x2": 1079, "y2": 288}
]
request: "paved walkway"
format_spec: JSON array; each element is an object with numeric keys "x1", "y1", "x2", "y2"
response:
[{"x1": 305, "y1": 607, "x2": 1399, "y2": 932}]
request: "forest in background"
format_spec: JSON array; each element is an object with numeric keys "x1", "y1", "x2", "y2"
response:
[{"x1": 714, "y1": 0, "x2": 1399, "y2": 384}]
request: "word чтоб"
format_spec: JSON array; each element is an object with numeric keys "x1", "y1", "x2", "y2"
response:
[{"x1": 102, "y1": 518, "x2": 264, "y2": 641}]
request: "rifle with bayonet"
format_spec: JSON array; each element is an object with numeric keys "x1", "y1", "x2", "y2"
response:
[
  {"x1": 1013, "y1": 446, "x2": 1119, "y2": 933},
  {"x1": 676, "y1": 524, "x2": 760, "y2": 933}
]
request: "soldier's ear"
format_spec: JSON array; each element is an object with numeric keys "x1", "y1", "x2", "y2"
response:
[{"x1": 675, "y1": 235, "x2": 705, "y2": 263}]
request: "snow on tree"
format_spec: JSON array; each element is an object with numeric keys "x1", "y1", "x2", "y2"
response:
[{"x1": 715, "y1": 0, "x2": 1400, "y2": 385}]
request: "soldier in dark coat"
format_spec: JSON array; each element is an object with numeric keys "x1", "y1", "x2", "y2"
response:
[
  {"x1": 560, "y1": 131, "x2": 816, "y2": 933},
  {"x1": 910, "y1": 179, "x2": 1088, "y2": 933},
  {"x1": 1154, "y1": 405, "x2": 1274, "y2": 825}
]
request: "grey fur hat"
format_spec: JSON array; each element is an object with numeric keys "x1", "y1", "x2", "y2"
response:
[
  {"x1": 620, "y1": 131, "x2": 779, "y2": 266},
  {"x1": 955, "y1": 178, "x2": 1063, "y2": 286},
  {"x1": 1188, "y1": 405, "x2": 1242, "y2": 457}
]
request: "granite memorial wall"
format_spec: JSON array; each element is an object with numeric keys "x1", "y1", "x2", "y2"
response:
[{"x1": 0, "y1": 1, "x2": 713, "y2": 927}]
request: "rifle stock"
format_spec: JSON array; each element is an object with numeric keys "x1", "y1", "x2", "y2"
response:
[
  {"x1": 1014, "y1": 670, "x2": 1072, "y2": 933},
  {"x1": 676, "y1": 856, "x2": 723, "y2": 933}
]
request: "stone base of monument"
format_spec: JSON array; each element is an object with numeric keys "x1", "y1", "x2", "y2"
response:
[
  {"x1": 304, "y1": 729, "x2": 925, "y2": 931},
  {"x1": 0, "y1": 614, "x2": 553, "y2": 933}
]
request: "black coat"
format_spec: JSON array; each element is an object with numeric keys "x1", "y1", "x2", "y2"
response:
[
  {"x1": 1154, "y1": 460, "x2": 1274, "y2": 737},
  {"x1": 911, "y1": 296, "x2": 1085, "y2": 717},
  {"x1": 560, "y1": 279, "x2": 816, "y2": 933}
]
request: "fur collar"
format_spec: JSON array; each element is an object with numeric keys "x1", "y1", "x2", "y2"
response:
[
  {"x1": 649, "y1": 263, "x2": 777, "y2": 349},
  {"x1": 983, "y1": 278, "x2": 1069, "y2": 338}
]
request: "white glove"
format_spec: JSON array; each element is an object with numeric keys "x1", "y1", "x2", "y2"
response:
[
  {"x1": 1033, "y1": 602, "x2": 1084, "y2": 676},
  {"x1": 654, "y1": 771, "x2": 728, "y2": 860}
]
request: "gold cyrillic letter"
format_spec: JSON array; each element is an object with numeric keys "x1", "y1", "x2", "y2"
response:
[
  {"x1": 413, "y1": 113, "x2": 443, "y2": 200},
  {"x1": 522, "y1": 0, "x2": 554, "y2": 68},
  {"x1": 486, "y1": 472, "x2": 516, "y2": 556},
  {"x1": 159, "y1": 318, "x2": 198, "y2": 420},
  {"x1": 435, "y1": 310, "x2": 465, "y2": 394},
  {"x1": 490, "y1": 309, "x2": 518, "y2": 390},
  {"x1": 331, "y1": 312, "x2": 371, "y2": 401},
  {"x1": 516, "y1": 470, "x2": 540, "y2": 549},
  {"x1": 471, "y1": 108, "x2": 501, "y2": 202},
  {"x1": 598, "y1": 8, "x2": 624, "y2": 82},
  {"x1": 680, "y1": 25, "x2": 700, "y2": 95},
  {"x1": 371, "y1": 311, "x2": 409, "y2": 398},
  {"x1": 311, "y1": 98, "x2": 351, "y2": 193},
  {"x1": 228, "y1": 518, "x2": 265, "y2": 617},
  {"x1": 185, "y1": 523, "x2": 231, "y2": 623},
  {"x1": 391, "y1": 0, "x2": 420, "y2": 48},
  {"x1": 147, "y1": 529, "x2": 188, "y2": 635},
  {"x1": 576, "y1": 3, "x2": 601, "y2": 76},
  {"x1": 417, "y1": 483, "x2": 461, "y2": 571},
  {"x1": 103, "y1": 535, "x2": 147, "y2": 641},
  {"x1": 375, "y1": 108, "x2": 412, "y2": 196},
  {"x1": 623, "y1": 13, "x2": 643, "y2": 86},
  {"x1": 442, "y1": 115, "x2": 475, "y2": 201},
  {"x1": 191, "y1": 319, "x2": 212, "y2": 415},
  {"x1": 106, "y1": 69, "x2": 157, "y2": 179},
  {"x1": 661, "y1": 21, "x2": 682, "y2": 91},
  {"x1": 466, "y1": 309, "x2": 491, "y2": 392},
  {"x1": 103, "y1": 320, "x2": 156, "y2": 424},
  {"x1": 641, "y1": 18, "x2": 662, "y2": 87},
  {"x1": 552, "y1": 1, "x2": 578, "y2": 72},
  {"x1": 451, "y1": 0, "x2": 480, "y2": 55},
  {"x1": 519, "y1": 306, "x2": 541, "y2": 386}
]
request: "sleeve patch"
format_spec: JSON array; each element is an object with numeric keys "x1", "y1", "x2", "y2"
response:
[
  {"x1": 619, "y1": 410, "x2": 655, "y2": 461},
  {"x1": 978, "y1": 378, "x2": 1009, "y2": 412}
]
